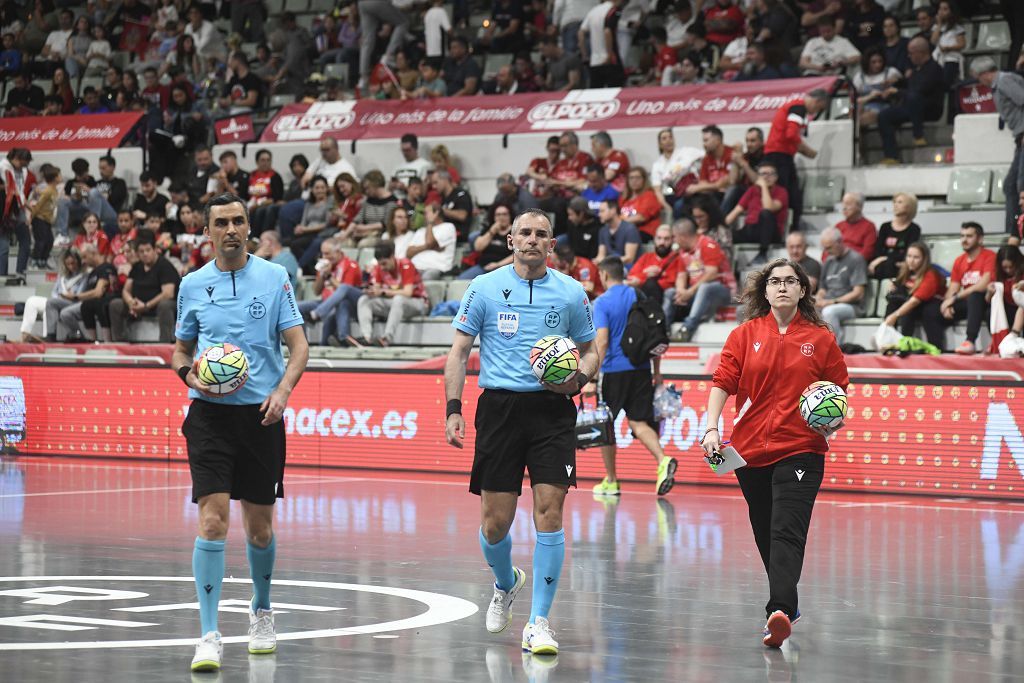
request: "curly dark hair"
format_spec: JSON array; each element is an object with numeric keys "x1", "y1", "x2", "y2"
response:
[{"x1": 740, "y1": 258, "x2": 829, "y2": 329}]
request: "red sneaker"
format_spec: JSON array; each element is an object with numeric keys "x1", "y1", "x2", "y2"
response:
[
  {"x1": 762, "y1": 610, "x2": 792, "y2": 648},
  {"x1": 955, "y1": 340, "x2": 976, "y2": 355}
]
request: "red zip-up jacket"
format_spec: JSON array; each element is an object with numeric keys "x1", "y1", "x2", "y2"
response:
[{"x1": 712, "y1": 313, "x2": 849, "y2": 467}]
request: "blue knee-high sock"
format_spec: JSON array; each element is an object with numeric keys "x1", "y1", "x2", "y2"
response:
[
  {"x1": 193, "y1": 537, "x2": 225, "y2": 635},
  {"x1": 247, "y1": 535, "x2": 276, "y2": 612},
  {"x1": 529, "y1": 529, "x2": 565, "y2": 624},
  {"x1": 479, "y1": 528, "x2": 516, "y2": 592}
]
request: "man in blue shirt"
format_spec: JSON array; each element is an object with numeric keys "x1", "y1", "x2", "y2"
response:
[
  {"x1": 444, "y1": 209, "x2": 598, "y2": 657},
  {"x1": 589, "y1": 256, "x2": 677, "y2": 497},
  {"x1": 172, "y1": 193, "x2": 309, "y2": 673},
  {"x1": 595, "y1": 199, "x2": 641, "y2": 266},
  {"x1": 580, "y1": 164, "x2": 620, "y2": 216}
]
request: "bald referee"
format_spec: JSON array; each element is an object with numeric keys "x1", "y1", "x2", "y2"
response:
[
  {"x1": 172, "y1": 193, "x2": 308, "y2": 672},
  {"x1": 445, "y1": 208, "x2": 598, "y2": 656}
]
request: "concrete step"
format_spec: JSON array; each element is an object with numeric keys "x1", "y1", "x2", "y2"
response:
[
  {"x1": 0, "y1": 286, "x2": 35, "y2": 303},
  {"x1": 862, "y1": 146, "x2": 952, "y2": 166}
]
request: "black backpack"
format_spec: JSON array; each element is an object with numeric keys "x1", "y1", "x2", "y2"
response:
[{"x1": 620, "y1": 290, "x2": 669, "y2": 366}]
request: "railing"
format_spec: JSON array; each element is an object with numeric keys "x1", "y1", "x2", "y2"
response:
[
  {"x1": 847, "y1": 366, "x2": 1022, "y2": 382},
  {"x1": 14, "y1": 353, "x2": 166, "y2": 365}
]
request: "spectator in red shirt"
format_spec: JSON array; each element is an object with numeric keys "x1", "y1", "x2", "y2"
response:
[
  {"x1": 526, "y1": 135, "x2": 562, "y2": 199},
  {"x1": 590, "y1": 130, "x2": 630, "y2": 194},
  {"x1": 552, "y1": 243, "x2": 603, "y2": 300},
  {"x1": 619, "y1": 167, "x2": 664, "y2": 240},
  {"x1": 676, "y1": 125, "x2": 736, "y2": 217},
  {"x1": 883, "y1": 241, "x2": 947, "y2": 348},
  {"x1": 703, "y1": 0, "x2": 746, "y2": 47},
  {"x1": 248, "y1": 148, "x2": 286, "y2": 236},
  {"x1": 924, "y1": 221, "x2": 997, "y2": 354},
  {"x1": 627, "y1": 224, "x2": 682, "y2": 313},
  {"x1": 764, "y1": 90, "x2": 828, "y2": 231},
  {"x1": 669, "y1": 218, "x2": 736, "y2": 342},
  {"x1": 725, "y1": 161, "x2": 789, "y2": 265},
  {"x1": 299, "y1": 237, "x2": 364, "y2": 347},
  {"x1": 549, "y1": 131, "x2": 594, "y2": 197},
  {"x1": 73, "y1": 212, "x2": 112, "y2": 258},
  {"x1": 356, "y1": 241, "x2": 428, "y2": 346},
  {"x1": 651, "y1": 26, "x2": 677, "y2": 84},
  {"x1": 986, "y1": 245, "x2": 1024, "y2": 352},
  {"x1": 835, "y1": 192, "x2": 877, "y2": 262}
]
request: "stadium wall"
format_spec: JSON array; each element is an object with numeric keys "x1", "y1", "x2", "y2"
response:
[{"x1": 1, "y1": 365, "x2": 1022, "y2": 501}]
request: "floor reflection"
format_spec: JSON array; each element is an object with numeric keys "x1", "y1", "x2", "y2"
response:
[{"x1": 0, "y1": 457, "x2": 1020, "y2": 682}]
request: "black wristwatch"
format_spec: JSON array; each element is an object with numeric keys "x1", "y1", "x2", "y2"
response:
[{"x1": 571, "y1": 372, "x2": 590, "y2": 397}]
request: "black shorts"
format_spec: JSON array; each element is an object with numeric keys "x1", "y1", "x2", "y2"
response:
[
  {"x1": 182, "y1": 399, "x2": 286, "y2": 505},
  {"x1": 601, "y1": 368, "x2": 655, "y2": 425},
  {"x1": 470, "y1": 389, "x2": 577, "y2": 496}
]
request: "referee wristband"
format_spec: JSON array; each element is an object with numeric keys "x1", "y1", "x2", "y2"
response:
[
  {"x1": 446, "y1": 399, "x2": 462, "y2": 418},
  {"x1": 177, "y1": 366, "x2": 191, "y2": 387}
]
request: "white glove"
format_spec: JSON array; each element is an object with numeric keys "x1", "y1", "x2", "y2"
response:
[{"x1": 172, "y1": 134, "x2": 185, "y2": 148}]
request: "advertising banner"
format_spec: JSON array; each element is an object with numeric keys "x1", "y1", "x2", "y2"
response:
[
  {"x1": 0, "y1": 113, "x2": 145, "y2": 151},
  {"x1": 259, "y1": 77, "x2": 839, "y2": 142},
  {"x1": 1, "y1": 365, "x2": 1021, "y2": 500},
  {"x1": 958, "y1": 83, "x2": 996, "y2": 114},
  {"x1": 214, "y1": 115, "x2": 257, "y2": 144}
]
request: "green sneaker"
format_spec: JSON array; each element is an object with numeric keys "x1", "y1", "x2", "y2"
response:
[
  {"x1": 655, "y1": 457, "x2": 678, "y2": 496},
  {"x1": 592, "y1": 477, "x2": 621, "y2": 496}
]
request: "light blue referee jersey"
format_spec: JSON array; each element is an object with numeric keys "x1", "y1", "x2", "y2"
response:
[
  {"x1": 176, "y1": 255, "x2": 303, "y2": 405},
  {"x1": 452, "y1": 264, "x2": 596, "y2": 392}
]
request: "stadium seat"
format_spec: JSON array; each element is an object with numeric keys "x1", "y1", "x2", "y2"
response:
[
  {"x1": 932, "y1": 168, "x2": 991, "y2": 210},
  {"x1": 829, "y1": 97, "x2": 851, "y2": 120},
  {"x1": 424, "y1": 281, "x2": 447, "y2": 311},
  {"x1": 270, "y1": 93, "x2": 296, "y2": 108},
  {"x1": 973, "y1": 21, "x2": 1011, "y2": 52},
  {"x1": 990, "y1": 172, "x2": 1004, "y2": 204},
  {"x1": 802, "y1": 174, "x2": 845, "y2": 213},
  {"x1": 357, "y1": 248, "x2": 376, "y2": 269},
  {"x1": 342, "y1": 247, "x2": 360, "y2": 261},
  {"x1": 323, "y1": 62, "x2": 347, "y2": 83},
  {"x1": 445, "y1": 279, "x2": 471, "y2": 304},
  {"x1": 108, "y1": 51, "x2": 130, "y2": 70},
  {"x1": 928, "y1": 238, "x2": 963, "y2": 272},
  {"x1": 308, "y1": 0, "x2": 336, "y2": 12},
  {"x1": 78, "y1": 75, "x2": 104, "y2": 95},
  {"x1": 482, "y1": 53, "x2": 514, "y2": 78}
]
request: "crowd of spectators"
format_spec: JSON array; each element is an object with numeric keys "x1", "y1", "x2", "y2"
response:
[{"x1": 2, "y1": 0, "x2": 1023, "y2": 352}]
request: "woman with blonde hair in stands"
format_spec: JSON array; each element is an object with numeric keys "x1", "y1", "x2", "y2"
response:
[
  {"x1": 619, "y1": 166, "x2": 664, "y2": 241},
  {"x1": 869, "y1": 192, "x2": 921, "y2": 279},
  {"x1": 20, "y1": 250, "x2": 85, "y2": 343},
  {"x1": 882, "y1": 241, "x2": 947, "y2": 347},
  {"x1": 429, "y1": 144, "x2": 461, "y2": 186}
]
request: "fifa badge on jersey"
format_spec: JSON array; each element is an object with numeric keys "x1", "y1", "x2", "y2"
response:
[{"x1": 497, "y1": 311, "x2": 519, "y2": 339}]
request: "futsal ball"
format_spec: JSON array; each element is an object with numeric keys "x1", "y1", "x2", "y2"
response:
[
  {"x1": 530, "y1": 335, "x2": 580, "y2": 385},
  {"x1": 196, "y1": 343, "x2": 249, "y2": 395},
  {"x1": 799, "y1": 381, "x2": 848, "y2": 430}
]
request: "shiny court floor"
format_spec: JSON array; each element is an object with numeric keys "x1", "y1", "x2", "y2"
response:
[{"x1": 0, "y1": 457, "x2": 1022, "y2": 683}]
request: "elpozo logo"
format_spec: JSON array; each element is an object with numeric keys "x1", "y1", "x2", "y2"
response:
[
  {"x1": 526, "y1": 95, "x2": 620, "y2": 129},
  {"x1": 271, "y1": 102, "x2": 356, "y2": 141}
]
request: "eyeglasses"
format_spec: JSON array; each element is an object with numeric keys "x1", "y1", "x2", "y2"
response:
[
  {"x1": 766, "y1": 277, "x2": 800, "y2": 288},
  {"x1": 758, "y1": 171, "x2": 777, "y2": 177}
]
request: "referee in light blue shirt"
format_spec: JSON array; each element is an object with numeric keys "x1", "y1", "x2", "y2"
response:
[
  {"x1": 444, "y1": 208, "x2": 598, "y2": 657},
  {"x1": 172, "y1": 193, "x2": 308, "y2": 673}
]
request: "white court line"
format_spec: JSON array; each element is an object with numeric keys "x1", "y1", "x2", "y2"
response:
[
  {"x1": 8, "y1": 462, "x2": 1024, "y2": 515},
  {"x1": 0, "y1": 475, "x2": 366, "y2": 499}
]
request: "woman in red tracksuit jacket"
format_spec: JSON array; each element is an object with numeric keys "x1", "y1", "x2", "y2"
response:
[{"x1": 702, "y1": 258, "x2": 849, "y2": 649}]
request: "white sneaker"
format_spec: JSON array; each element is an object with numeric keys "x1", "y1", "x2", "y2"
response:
[
  {"x1": 521, "y1": 617, "x2": 559, "y2": 655},
  {"x1": 485, "y1": 566, "x2": 526, "y2": 633},
  {"x1": 191, "y1": 631, "x2": 223, "y2": 672},
  {"x1": 248, "y1": 608, "x2": 277, "y2": 654}
]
